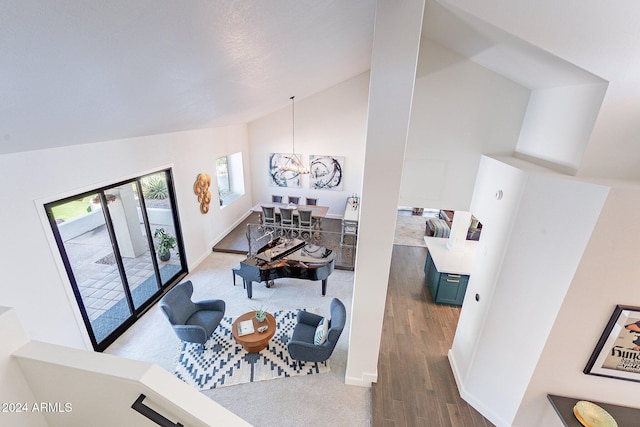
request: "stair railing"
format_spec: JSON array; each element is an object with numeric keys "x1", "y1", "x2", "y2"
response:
[{"x1": 131, "y1": 394, "x2": 184, "y2": 427}]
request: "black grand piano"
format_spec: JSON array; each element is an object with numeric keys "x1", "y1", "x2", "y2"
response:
[{"x1": 234, "y1": 237, "x2": 335, "y2": 299}]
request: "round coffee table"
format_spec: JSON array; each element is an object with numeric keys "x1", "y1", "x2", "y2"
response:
[{"x1": 232, "y1": 312, "x2": 276, "y2": 353}]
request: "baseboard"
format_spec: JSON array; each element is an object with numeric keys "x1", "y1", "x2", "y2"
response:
[
  {"x1": 211, "y1": 210, "x2": 252, "y2": 248},
  {"x1": 345, "y1": 371, "x2": 377, "y2": 387},
  {"x1": 189, "y1": 211, "x2": 253, "y2": 270},
  {"x1": 447, "y1": 349, "x2": 510, "y2": 427},
  {"x1": 189, "y1": 251, "x2": 212, "y2": 272},
  {"x1": 447, "y1": 349, "x2": 464, "y2": 391}
]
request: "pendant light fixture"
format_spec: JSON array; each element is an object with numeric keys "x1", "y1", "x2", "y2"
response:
[{"x1": 277, "y1": 96, "x2": 309, "y2": 175}]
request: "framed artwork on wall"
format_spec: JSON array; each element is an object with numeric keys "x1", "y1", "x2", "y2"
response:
[
  {"x1": 268, "y1": 153, "x2": 301, "y2": 188},
  {"x1": 309, "y1": 155, "x2": 343, "y2": 191},
  {"x1": 584, "y1": 304, "x2": 640, "y2": 382}
]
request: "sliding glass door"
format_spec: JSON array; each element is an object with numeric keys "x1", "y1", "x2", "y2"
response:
[{"x1": 45, "y1": 169, "x2": 186, "y2": 351}]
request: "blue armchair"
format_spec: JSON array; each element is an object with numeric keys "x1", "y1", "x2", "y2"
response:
[
  {"x1": 287, "y1": 298, "x2": 346, "y2": 363},
  {"x1": 159, "y1": 280, "x2": 225, "y2": 348}
]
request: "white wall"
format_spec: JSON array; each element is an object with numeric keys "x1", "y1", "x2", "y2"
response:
[
  {"x1": 0, "y1": 308, "x2": 47, "y2": 427},
  {"x1": 579, "y1": 91, "x2": 640, "y2": 180},
  {"x1": 438, "y1": 0, "x2": 640, "y2": 180},
  {"x1": 14, "y1": 338, "x2": 250, "y2": 427},
  {"x1": 513, "y1": 184, "x2": 640, "y2": 425},
  {"x1": 450, "y1": 155, "x2": 609, "y2": 426},
  {"x1": 248, "y1": 72, "x2": 370, "y2": 217},
  {"x1": 0, "y1": 125, "x2": 251, "y2": 350},
  {"x1": 401, "y1": 39, "x2": 531, "y2": 211},
  {"x1": 515, "y1": 82, "x2": 607, "y2": 173},
  {"x1": 247, "y1": 38, "x2": 531, "y2": 217},
  {"x1": 449, "y1": 155, "x2": 528, "y2": 386}
]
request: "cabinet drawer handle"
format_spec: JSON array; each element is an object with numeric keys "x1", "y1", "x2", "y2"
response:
[
  {"x1": 446, "y1": 279, "x2": 460, "y2": 283},
  {"x1": 447, "y1": 274, "x2": 461, "y2": 278}
]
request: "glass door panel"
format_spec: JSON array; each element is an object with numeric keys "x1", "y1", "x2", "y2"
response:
[
  {"x1": 141, "y1": 171, "x2": 183, "y2": 286},
  {"x1": 49, "y1": 193, "x2": 133, "y2": 344},
  {"x1": 104, "y1": 183, "x2": 160, "y2": 310}
]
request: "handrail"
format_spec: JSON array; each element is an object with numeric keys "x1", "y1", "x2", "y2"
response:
[{"x1": 131, "y1": 394, "x2": 184, "y2": 427}]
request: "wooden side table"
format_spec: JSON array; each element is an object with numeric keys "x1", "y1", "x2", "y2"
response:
[{"x1": 232, "y1": 312, "x2": 276, "y2": 353}]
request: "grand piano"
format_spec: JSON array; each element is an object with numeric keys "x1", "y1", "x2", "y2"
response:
[{"x1": 234, "y1": 237, "x2": 335, "y2": 299}]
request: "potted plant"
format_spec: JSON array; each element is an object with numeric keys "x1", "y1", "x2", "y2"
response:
[
  {"x1": 154, "y1": 228, "x2": 177, "y2": 261},
  {"x1": 253, "y1": 306, "x2": 268, "y2": 323}
]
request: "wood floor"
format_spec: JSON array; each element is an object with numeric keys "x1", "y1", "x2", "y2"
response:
[{"x1": 372, "y1": 245, "x2": 493, "y2": 427}]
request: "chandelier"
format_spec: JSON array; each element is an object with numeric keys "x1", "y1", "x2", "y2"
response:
[{"x1": 277, "y1": 96, "x2": 309, "y2": 175}]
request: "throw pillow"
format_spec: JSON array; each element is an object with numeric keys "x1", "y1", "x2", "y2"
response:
[{"x1": 314, "y1": 317, "x2": 329, "y2": 345}]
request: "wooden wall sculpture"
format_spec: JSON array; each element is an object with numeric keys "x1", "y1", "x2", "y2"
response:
[{"x1": 193, "y1": 173, "x2": 212, "y2": 214}]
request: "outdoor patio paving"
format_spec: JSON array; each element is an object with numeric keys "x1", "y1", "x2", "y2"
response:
[
  {"x1": 79, "y1": 254, "x2": 176, "y2": 321},
  {"x1": 65, "y1": 223, "x2": 180, "y2": 322}
]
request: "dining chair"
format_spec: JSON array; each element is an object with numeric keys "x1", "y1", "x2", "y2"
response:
[
  {"x1": 261, "y1": 205, "x2": 278, "y2": 227},
  {"x1": 279, "y1": 207, "x2": 296, "y2": 228},
  {"x1": 297, "y1": 209, "x2": 314, "y2": 239},
  {"x1": 271, "y1": 195, "x2": 283, "y2": 203},
  {"x1": 305, "y1": 197, "x2": 318, "y2": 206},
  {"x1": 288, "y1": 196, "x2": 300, "y2": 204}
]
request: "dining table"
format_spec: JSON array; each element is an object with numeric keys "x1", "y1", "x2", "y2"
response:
[{"x1": 250, "y1": 202, "x2": 330, "y2": 229}]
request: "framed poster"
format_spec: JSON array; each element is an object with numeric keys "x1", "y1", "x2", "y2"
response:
[
  {"x1": 584, "y1": 305, "x2": 640, "y2": 382},
  {"x1": 268, "y1": 153, "x2": 301, "y2": 188},
  {"x1": 309, "y1": 155, "x2": 343, "y2": 190}
]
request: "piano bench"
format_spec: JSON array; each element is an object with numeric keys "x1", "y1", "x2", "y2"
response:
[{"x1": 232, "y1": 264, "x2": 245, "y2": 289}]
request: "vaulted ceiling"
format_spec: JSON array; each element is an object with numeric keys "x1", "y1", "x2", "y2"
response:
[
  {"x1": 0, "y1": 0, "x2": 377, "y2": 155},
  {"x1": 3, "y1": 0, "x2": 636, "y2": 173}
]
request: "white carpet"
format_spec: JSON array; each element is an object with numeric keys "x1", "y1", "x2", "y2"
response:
[{"x1": 106, "y1": 252, "x2": 370, "y2": 427}]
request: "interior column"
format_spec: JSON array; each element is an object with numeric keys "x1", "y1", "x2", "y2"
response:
[{"x1": 345, "y1": 0, "x2": 425, "y2": 386}]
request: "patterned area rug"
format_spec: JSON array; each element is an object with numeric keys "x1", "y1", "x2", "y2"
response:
[{"x1": 173, "y1": 309, "x2": 330, "y2": 390}]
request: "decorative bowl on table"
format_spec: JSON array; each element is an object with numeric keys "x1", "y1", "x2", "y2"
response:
[{"x1": 573, "y1": 401, "x2": 618, "y2": 427}]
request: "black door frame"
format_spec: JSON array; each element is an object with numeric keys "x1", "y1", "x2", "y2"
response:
[{"x1": 44, "y1": 168, "x2": 187, "y2": 351}]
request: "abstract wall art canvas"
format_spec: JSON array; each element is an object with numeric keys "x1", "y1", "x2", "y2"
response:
[
  {"x1": 309, "y1": 155, "x2": 344, "y2": 191},
  {"x1": 268, "y1": 153, "x2": 301, "y2": 188}
]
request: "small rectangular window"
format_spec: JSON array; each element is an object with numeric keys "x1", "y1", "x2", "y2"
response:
[
  {"x1": 216, "y1": 152, "x2": 245, "y2": 207},
  {"x1": 216, "y1": 156, "x2": 231, "y2": 197}
]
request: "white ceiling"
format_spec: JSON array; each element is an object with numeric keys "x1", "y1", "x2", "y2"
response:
[
  {"x1": 0, "y1": 0, "x2": 612, "y2": 157},
  {"x1": 0, "y1": 0, "x2": 376, "y2": 155}
]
